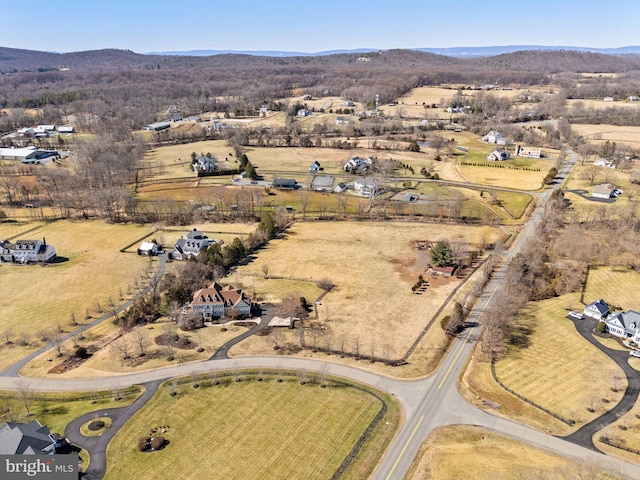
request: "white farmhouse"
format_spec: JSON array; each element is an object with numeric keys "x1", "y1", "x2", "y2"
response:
[
  {"x1": 0, "y1": 238, "x2": 56, "y2": 264},
  {"x1": 583, "y1": 299, "x2": 610, "y2": 320},
  {"x1": 602, "y1": 310, "x2": 640, "y2": 343}
]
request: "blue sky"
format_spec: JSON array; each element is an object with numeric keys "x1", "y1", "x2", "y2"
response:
[{"x1": 1, "y1": 0, "x2": 637, "y2": 53}]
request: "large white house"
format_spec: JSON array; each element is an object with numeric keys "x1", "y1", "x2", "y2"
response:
[
  {"x1": 0, "y1": 420, "x2": 59, "y2": 454},
  {"x1": 171, "y1": 229, "x2": 218, "y2": 260},
  {"x1": 602, "y1": 310, "x2": 640, "y2": 343},
  {"x1": 0, "y1": 238, "x2": 56, "y2": 263},
  {"x1": 353, "y1": 177, "x2": 380, "y2": 197}
]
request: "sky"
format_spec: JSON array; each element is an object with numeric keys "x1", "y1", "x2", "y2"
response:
[{"x1": 1, "y1": 0, "x2": 638, "y2": 53}]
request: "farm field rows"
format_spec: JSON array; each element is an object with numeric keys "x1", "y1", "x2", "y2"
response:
[
  {"x1": 583, "y1": 266, "x2": 640, "y2": 311},
  {"x1": 104, "y1": 378, "x2": 398, "y2": 480},
  {"x1": 493, "y1": 294, "x2": 625, "y2": 428}
]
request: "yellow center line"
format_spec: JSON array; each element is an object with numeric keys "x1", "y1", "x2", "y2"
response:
[
  {"x1": 438, "y1": 327, "x2": 473, "y2": 389},
  {"x1": 385, "y1": 415, "x2": 424, "y2": 480}
]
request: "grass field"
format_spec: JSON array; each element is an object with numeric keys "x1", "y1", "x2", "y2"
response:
[
  {"x1": 493, "y1": 294, "x2": 625, "y2": 427},
  {"x1": 583, "y1": 266, "x2": 640, "y2": 311},
  {"x1": 463, "y1": 292, "x2": 625, "y2": 435},
  {"x1": 572, "y1": 124, "x2": 640, "y2": 149},
  {"x1": 406, "y1": 425, "x2": 623, "y2": 480},
  {"x1": 0, "y1": 388, "x2": 140, "y2": 438},
  {"x1": 104, "y1": 377, "x2": 398, "y2": 480},
  {"x1": 596, "y1": 379, "x2": 640, "y2": 466},
  {"x1": 0, "y1": 220, "x2": 155, "y2": 370},
  {"x1": 457, "y1": 154, "x2": 550, "y2": 190},
  {"x1": 492, "y1": 191, "x2": 533, "y2": 219},
  {"x1": 228, "y1": 221, "x2": 503, "y2": 359}
]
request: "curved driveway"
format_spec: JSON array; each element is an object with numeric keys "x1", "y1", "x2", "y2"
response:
[{"x1": 3, "y1": 153, "x2": 640, "y2": 479}]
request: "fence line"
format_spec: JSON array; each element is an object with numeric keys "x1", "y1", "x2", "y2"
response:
[{"x1": 491, "y1": 359, "x2": 574, "y2": 425}]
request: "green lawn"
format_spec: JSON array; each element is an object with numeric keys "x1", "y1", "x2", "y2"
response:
[
  {"x1": 105, "y1": 377, "x2": 396, "y2": 480},
  {"x1": 492, "y1": 191, "x2": 533, "y2": 219}
]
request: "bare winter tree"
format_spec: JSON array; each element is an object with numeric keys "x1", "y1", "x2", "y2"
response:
[
  {"x1": 271, "y1": 327, "x2": 284, "y2": 351},
  {"x1": 112, "y1": 336, "x2": 132, "y2": 360},
  {"x1": 16, "y1": 379, "x2": 33, "y2": 416},
  {"x1": 132, "y1": 328, "x2": 148, "y2": 357}
]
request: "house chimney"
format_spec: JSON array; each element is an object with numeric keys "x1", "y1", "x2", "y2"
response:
[{"x1": 43, "y1": 237, "x2": 46, "y2": 247}]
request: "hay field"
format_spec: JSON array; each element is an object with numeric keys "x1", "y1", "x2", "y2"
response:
[
  {"x1": 568, "y1": 99, "x2": 639, "y2": 111},
  {"x1": 228, "y1": 221, "x2": 502, "y2": 357},
  {"x1": 457, "y1": 154, "x2": 549, "y2": 190},
  {"x1": 406, "y1": 425, "x2": 623, "y2": 480},
  {"x1": 583, "y1": 266, "x2": 640, "y2": 311},
  {"x1": 104, "y1": 378, "x2": 396, "y2": 480},
  {"x1": 0, "y1": 220, "x2": 152, "y2": 347},
  {"x1": 571, "y1": 124, "x2": 640, "y2": 149},
  {"x1": 493, "y1": 293, "x2": 625, "y2": 428},
  {"x1": 142, "y1": 139, "x2": 236, "y2": 181}
]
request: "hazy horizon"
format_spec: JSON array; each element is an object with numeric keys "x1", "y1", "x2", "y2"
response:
[{"x1": 0, "y1": 0, "x2": 637, "y2": 54}]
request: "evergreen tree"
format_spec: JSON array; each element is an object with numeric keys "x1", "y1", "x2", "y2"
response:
[{"x1": 430, "y1": 240, "x2": 452, "y2": 267}]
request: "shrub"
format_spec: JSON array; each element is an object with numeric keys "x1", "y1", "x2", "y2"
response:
[
  {"x1": 150, "y1": 436, "x2": 165, "y2": 450},
  {"x1": 87, "y1": 420, "x2": 104, "y2": 431},
  {"x1": 597, "y1": 322, "x2": 607, "y2": 334},
  {"x1": 74, "y1": 346, "x2": 88, "y2": 359},
  {"x1": 138, "y1": 437, "x2": 150, "y2": 451}
]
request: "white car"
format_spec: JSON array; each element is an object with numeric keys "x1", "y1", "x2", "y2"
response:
[
  {"x1": 629, "y1": 350, "x2": 640, "y2": 358},
  {"x1": 567, "y1": 311, "x2": 584, "y2": 320}
]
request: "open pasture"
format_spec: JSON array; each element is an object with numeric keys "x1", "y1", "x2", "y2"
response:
[
  {"x1": 571, "y1": 124, "x2": 640, "y2": 149},
  {"x1": 493, "y1": 294, "x2": 625, "y2": 429},
  {"x1": 457, "y1": 151, "x2": 550, "y2": 190},
  {"x1": 406, "y1": 425, "x2": 623, "y2": 480},
  {"x1": 104, "y1": 378, "x2": 397, "y2": 480},
  {"x1": 229, "y1": 221, "x2": 503, "y2": 358},
  {"x1": 583, "y1": 266, "x2": 640, "y2": 311},
  {"x1": 0, "y1": 220, "x2": 154, "y2": 370}
]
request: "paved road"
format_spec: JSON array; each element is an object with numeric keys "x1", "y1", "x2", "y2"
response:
[
  {"x1": 563, "y1": 317, "x2": 640, "y2": 449},
  {"x1": 64, "y1": 380, "x2": 162, "y2": 480},
  {"x1": 4, "y1": 151, "x2": 640, "y2": 478}
]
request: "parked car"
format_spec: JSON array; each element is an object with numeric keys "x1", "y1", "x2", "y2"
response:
[
  {"x1": 567, "y1": 311, "x2": 584, "y2": 320},
  {"x1": 629, "y1": 350, "x2": 640, "y2": 358}
]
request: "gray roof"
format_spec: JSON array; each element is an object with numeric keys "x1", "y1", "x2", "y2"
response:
[
  {"x1": 0, "y1": 421, "x2": 56, "y2": 454},
  {"x1": 606, "y1": 310, "x2": 640, "y2": 335},
  {"x1": 585, "y1": 299, "x2": 609, "y2": 315}
]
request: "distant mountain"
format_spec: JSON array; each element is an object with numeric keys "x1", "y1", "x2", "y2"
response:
[
  {"x1": 145, "y1": 48, "x2": 379, "y2": 57},
  {"x1": 416, "y1": 45, "x2": 640, "y2": 57},
  {"x1": 146, "y1": 45, "x2": 640, "y2": 58}
]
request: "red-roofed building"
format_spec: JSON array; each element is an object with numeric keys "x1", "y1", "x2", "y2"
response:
[{"x1": 189, "y1": 282, "x2": 252, "y2": 321}]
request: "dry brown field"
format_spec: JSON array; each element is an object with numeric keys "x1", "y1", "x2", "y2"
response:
[
  {"x1": 228, "y1": 221, "x2": 503, "y2": 360},
  {"x1": 406, "y1": 425, "x2": 624, "y2": 480},
  {"x1": 463, "y1": 292, "x2": 625, "y2": 436},
  {"x1": 568, "y1": 99, "x2": 639, "y2": 111},
  {"x1": 571, "y1": 124, "x2": 640, "y2": 149},
  {"x1": 0, "y1": 220, "x2": 155, "y2": 371}
]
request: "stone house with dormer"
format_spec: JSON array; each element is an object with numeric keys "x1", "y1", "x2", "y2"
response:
[{"x1": 189, "y1": 282, "x2": 252, "y2": 321}]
